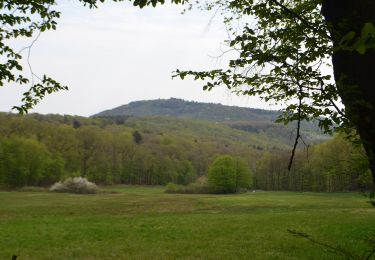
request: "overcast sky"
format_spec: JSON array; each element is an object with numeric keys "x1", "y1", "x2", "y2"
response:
[{"x1": 0, "y1": 1, "x2": 274, "y2": 117}]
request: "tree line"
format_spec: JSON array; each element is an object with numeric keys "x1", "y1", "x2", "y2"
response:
[
  {"x1": 0, "y1": 113, "x2": 372, "y2": 191},
  {"x1": 255, "y1": 135, "x2": 372, "y2": 191}
]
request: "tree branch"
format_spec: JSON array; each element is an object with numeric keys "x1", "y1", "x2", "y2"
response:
[
  {"x1": 288, "y1": 84, "x2": 302, "y2": 171},
  {"x1": 268, "y1": 0, "x2": 323, "y2": 35}
]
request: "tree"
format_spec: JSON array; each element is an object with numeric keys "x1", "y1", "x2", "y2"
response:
[
  {"x1": 175, "y1": 0, "x2": 375, "y2": 186},
  {"x1": 207, "y1": 155, "x2": 237, "y2": 193},
  {"x1": 310, "y1": 134, "x2": 371, "y2": 191},
  {"x1": 207, "y1": 155, "x2": 253, "y2": 193},
  {"x1": 76, "y1": 126, "x2": 104, "y2": 177},
  {"x1": 321, "y1": 1, "x2": 375, "y2": 185},
  {"x1": 177, "y1": 160, "x2": 197, "y2": 185},
  {"x1": 132, "y1": 130, "x2": 143, "y2": 144}
]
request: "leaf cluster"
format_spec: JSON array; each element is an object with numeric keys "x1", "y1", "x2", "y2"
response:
[{"x1": 175, "y1": 0, "x2": 351, "y2": 134}]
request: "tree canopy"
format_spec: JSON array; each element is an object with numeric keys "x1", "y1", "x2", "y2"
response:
[{"x1": 207, "y1": 155, "x2": 237, "y2": 193}]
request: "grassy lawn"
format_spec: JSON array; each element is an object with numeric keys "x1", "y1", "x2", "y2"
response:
[{"x1": 0, "y1": 187, "x2": 374, "y2": 259}]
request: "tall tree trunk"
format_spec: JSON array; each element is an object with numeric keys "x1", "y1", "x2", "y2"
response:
[{"x1": 322, "y1": 0, "x2": 375, "y2": 187}]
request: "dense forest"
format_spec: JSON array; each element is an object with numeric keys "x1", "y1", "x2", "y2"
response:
[{"x1": 0, "y1": 100, "x2": 372, "y2": 191}]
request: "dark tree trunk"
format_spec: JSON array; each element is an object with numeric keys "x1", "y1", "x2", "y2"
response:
[{"x1": 322, "y1": 0, "x2": 375, "y2": 187}]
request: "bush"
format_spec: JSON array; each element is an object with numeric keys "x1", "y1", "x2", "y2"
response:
[
  {"x1": 208, "y1": 155, "x2": 237, "y2": 194},
  {"x1": 165, "y1": 177, "x2": 209, "y2": 194},
  {"x1": 50, "y1": 177, "x2": 99, "y2": 194},
  {"x1": 165, "y1": 182, "x2": 185, "y2": 193},
  {"x1": 185, "y1": 176, "x2": 209, "y2": 193},
  {"x1": 18, "y1": 186, "x2": 48, "y2": 192}
]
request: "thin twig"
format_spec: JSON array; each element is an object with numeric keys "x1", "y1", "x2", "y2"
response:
[
  {"x1": 319, "y1": 80, "x2": 347, "y2": 119},
  {"x1": 268, "y1": 0, "x2": 326, "y2": 36}
]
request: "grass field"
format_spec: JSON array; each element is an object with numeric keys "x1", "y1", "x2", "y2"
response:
[{"x1": 0, "y1": 187, "x2": 374, "y2": 259}]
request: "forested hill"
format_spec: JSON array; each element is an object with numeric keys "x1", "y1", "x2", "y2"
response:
[
  {"x1": 93, "y1": 98, "x2": 279, "y2": 122},
  {"x1": 93, "y1": 98, "x2": 325, "y2": 141}
]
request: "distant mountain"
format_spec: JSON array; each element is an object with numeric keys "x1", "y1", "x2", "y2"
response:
[
  {"x1": 93, "y1": 98, "x2": 328, "y2": 145},
  {"x1": 93, "y1": 98, "x2": 279, "y2": 122}
]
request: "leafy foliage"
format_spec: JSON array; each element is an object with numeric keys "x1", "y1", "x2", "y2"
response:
[
  {"x1": 208, "y1": 155, "x2": 237, "y2": 193},
  {"x1": 255, "y1": 135, "x2": 372, "y2": 192},
  {"x1": 0, "y1": 137, "x2": 63, "y2": 188},
  {"x1": 176, "y1": 0, "x2": 346, "y2": 134},
  {"x1": 207, "y1": 155, "x2": 253, "y2": 193}
]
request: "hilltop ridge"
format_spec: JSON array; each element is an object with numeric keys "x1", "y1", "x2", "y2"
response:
[{"x1": 93, "y1": 98, "x2": 279, "y2": 122}]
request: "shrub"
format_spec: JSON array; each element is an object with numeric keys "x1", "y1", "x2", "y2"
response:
[
  {"x1": 18, "y1": 186, "x2": 48, "y2": 192},
  {"x1": 165, "y1": 177, "x2": 209, "y2": 194},
  {"x1": 207, "y1": 155, "x2": 237, "y2": 194},
  {"x1": 165, "y1": 182, "x2": 185, "y2": 193},
  {"x1": 50, "y1": 177, "x2": 99, "y2": 194},
  {"x1": 185, "y1": 176, "x2": 209, "y2": 193},
  {"x1": 50, "y1": 182, "x2": 67, "y2": 192}
]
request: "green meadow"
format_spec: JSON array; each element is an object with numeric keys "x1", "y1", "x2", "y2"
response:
[{"x1": 0, "y1": 187, "x2": 374, "y2": 259}]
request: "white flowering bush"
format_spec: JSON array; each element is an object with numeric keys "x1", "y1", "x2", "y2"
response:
[{"x1": 50, "y1": 177, "x2": 98, "y2": 194}]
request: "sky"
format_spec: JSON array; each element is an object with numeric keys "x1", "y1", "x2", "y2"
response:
[{"x1": 0, "y1": 1, "x2": 273, "y2": 117}]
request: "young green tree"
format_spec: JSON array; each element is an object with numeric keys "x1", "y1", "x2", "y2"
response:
[{"x1": 207, "y1": 155, "x2": 237, "y2": 194}]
